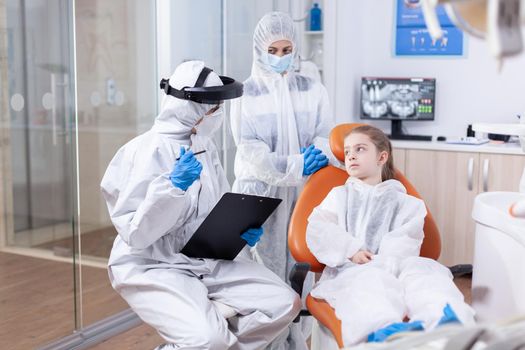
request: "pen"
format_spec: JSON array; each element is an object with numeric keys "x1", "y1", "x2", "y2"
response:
[{"x1": 176, "y1": 150, "x2": 206, "y2": 161}]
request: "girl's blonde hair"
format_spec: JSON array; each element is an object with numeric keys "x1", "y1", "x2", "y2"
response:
[{"x1": 346, "y1": 125, "x2": 395, "y2": 181}]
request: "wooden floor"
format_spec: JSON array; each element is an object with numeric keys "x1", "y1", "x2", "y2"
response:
[
  {"x1": 90, "y1": 323, "x2": 164, "y2": 349},
  {"x1": 0, "y1": 251, "x2": 128, "y2": 350},
  {"x1": 89, "y1": 276, "x2": 473, "y2": 349},
  {"x1": 0, "y1": 248, "x2": 473, "y2": 349}
]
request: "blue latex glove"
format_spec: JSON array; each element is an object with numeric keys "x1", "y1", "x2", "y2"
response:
[
  {"x1": 240, "y1": 227, "x2": 264, "y2": 247},
  {"x1": 437, "y1": 303, "x2": 460, "y2": 326},
  {"x1": 170, "y1": 147, "x2": 203, "y2": 191},
  {"x1": 367, "y1": 320, "x2": 424, "y2": 342},
  {"x1": 301, "y1": 145, "x2": 329, "y2": 176}
]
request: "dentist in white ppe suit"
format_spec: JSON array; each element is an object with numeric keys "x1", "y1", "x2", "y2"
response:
[
  {"x1": 230, "y1": 12, "x2": 336, "y2": 350},
  {"x1": 231, "y1": 12, "x2": 335, "y2": 283},
  {"x1": 101, "y1": 60, "x2": 301, "y2": 350}
]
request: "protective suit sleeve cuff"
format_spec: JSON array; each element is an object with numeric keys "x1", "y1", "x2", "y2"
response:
[
  {"x1": 169, "y1": 184, "x2": 187, "y2": 196},
  {"x1": 345, "y1": 239, "x2": 364, "y2": 261},
  {"x1": 287, "y1": 153, "x2": 304, "y2": 181},
  {"x1": 164, "y1": 173, "x2": 189, "y2": 196}
]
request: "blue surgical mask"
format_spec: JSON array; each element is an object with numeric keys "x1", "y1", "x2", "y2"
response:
[{"x1": 264, "y1": 53, "x2": 293, "y2": 74}]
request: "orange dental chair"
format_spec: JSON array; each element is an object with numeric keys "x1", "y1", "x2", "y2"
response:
[{"x1": 287, "y1": 123, "x2": 442, "y2": 348}]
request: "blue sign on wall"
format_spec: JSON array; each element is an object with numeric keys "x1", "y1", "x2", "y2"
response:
[{"x1": 395, "y1": 0, "x2": 464, "y2": 56}]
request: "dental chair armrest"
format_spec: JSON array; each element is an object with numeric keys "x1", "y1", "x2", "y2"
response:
[
  {"x1": 449, "y1": 264, "x2": 472, "y2": 278},
  {"x1": 289, "y1": 262, "x2": 312, "y2": 323},
  {"x1": 289, "y1": 262, "x2": 311, "y2": 295}
]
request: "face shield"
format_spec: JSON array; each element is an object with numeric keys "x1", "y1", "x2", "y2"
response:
[{"x1": 159, "y1": 66, "x2": 243, "y2": 105}]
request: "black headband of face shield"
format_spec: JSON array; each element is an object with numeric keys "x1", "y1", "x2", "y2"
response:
[{"x1": 159, "y1": 67, "x2": 243, "y2": 104}]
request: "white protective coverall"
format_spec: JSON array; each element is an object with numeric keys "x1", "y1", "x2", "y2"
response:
[
  {"x1": 296, "y1": 60, "x2": 322, "y2": 83},
  {"x1": 230, "y1": 11, "x2": 337, "y2": 288},
  {"x1": 230, "y1": 12, "x2": 338, "y2": 350},
  {"x1": 101, "y1": 61, "x2": 301, "y2": 350},
  {"x1": 306, "y1": 177, "x2": 475, "y2": 346}
]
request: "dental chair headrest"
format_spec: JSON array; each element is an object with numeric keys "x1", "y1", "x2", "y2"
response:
[{"x1": 329, "y1": 123, "x2": 367, "y2": 162}]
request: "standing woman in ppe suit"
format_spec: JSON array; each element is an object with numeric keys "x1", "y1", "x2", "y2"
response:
[
  {"x1": 230, "y1": 12, "x2": 336, "y2": 349},
  {"x1": 101, "y1": 61, "x2": 301, "y2": 350}
]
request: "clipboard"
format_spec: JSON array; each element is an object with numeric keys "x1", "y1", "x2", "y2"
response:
[{"x1": 181, "y1": 192, "x2": 282, "y2": 260}]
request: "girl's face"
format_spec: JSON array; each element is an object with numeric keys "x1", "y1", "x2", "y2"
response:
[
  {"x1": 344, "y1": 132, "x2": 388, "y2": 185},
  {"x1": 267, "y1": 40, "x2": 293, "y2": 57}
]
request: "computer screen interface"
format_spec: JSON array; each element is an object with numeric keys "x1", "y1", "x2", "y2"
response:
[{"x1": 360, "y1": 77, "x2": 436, "y2": 121}]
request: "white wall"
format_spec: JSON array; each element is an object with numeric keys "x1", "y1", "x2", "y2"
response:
[
  {"x1": 156, "y1": 0, "x2": 222, "y2": 92},
  {"x1": 224, "y1": 0, "x2": 275, "y2": 81},
  {"x1": 325, "y1": 0, "x2": 525, "y2": 138}
]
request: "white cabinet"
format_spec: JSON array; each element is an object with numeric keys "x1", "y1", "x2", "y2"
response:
[
  {"x1": 400, "y1": 148, "x2": 525, "y2": 266},
  {"x1": 478, "y1": 154, "x2": 525, "y2": 193},
  {"x1": 404, "y1": 150, "x2": 480, "y2": 266}
]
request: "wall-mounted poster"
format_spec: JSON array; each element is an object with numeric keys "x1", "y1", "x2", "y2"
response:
[{"x1": 395, "y1": 0, "x2": 465, "y2": 56}]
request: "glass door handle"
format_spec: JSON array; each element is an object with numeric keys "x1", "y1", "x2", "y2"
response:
[
  {"x1": 62, "y1": 73, "x2": 70, "y2": 145},
  {"x1": 51, "y1": 72, "x2": 70, "y2": 144},
  {"x1": 51, "y1": 73, "x2": 58, "y2": 146}
]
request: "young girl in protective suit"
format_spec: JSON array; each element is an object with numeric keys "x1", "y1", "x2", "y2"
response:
[{"x1": 306, "y1": 125, "x2": 475, "y2": 346}]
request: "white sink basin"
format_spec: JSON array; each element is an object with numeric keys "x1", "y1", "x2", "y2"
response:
[
  {"x1": 472, "y1": 191, "x2": 525, "y2": 245},
  {"x1": 472, "y1": 191, "x2": 525, "y2": 322}
]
